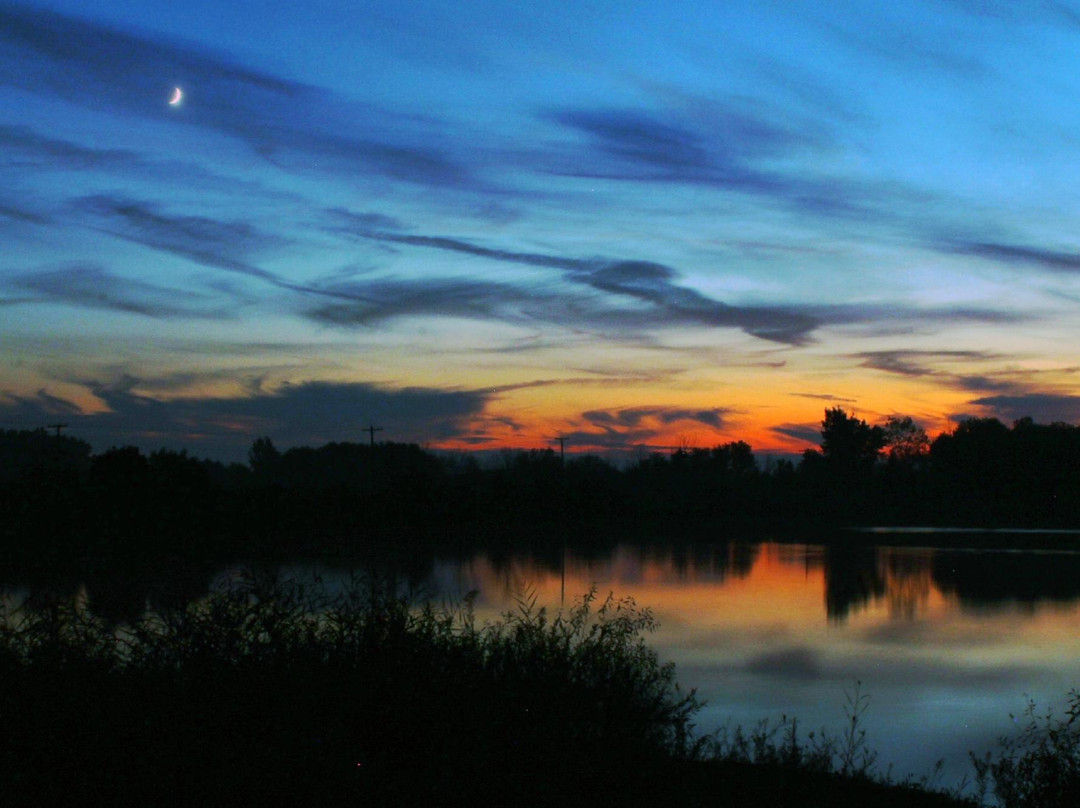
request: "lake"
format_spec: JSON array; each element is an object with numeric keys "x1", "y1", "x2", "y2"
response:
[
  {"x1": 265, "y1": 535, "x2": 1080, "y2": 790},
  {"x1": 6, "y1": 533, "x2": 1080, "y2": 791}
]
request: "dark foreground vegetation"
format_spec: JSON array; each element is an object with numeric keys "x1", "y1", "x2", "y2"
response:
[
  {"x1": 2, "y1": 577, "x2": 1076, "y2": 807},
  {"x1": 3, "y1": 409, "x2": 1080, "y2": 565}
]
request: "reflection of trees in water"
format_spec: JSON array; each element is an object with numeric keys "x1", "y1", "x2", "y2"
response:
[
  {"x1": 12, "y1": 540, "x2": 1080, "y2": 625},
  {"x1": 729, "y1": 542, "x2": 759, "y2": 578},
  {"x1": 4, "y1": 552, "x2": 443, "y2": 625},
  {"x1": 823, "y1": 545, "x2": 1080, "y2": 621},
  {"x1": 881, "y1": 550, "x2": 934, "y2": 620},
  {"x1": 639, "y1": 542, "x2": 759, "y2": 582},
  {"x1": 932, "y1": 551, "x2": 1080, "y2": 608},
  {"x1": 78, "y1": 560, "x2": 218, "y2": 626},
  {"x1": 473, "y1": 540, "x2": 762, "y2": 605},
  {"x1": 823, "y1": 545, "x2": 886, "y2": 621},
  {"x1": 480, "y1": 549, "x2": 564, "y2": 603},
  {"x1": 2, "y1": 559, "x2": 219, "y2": 626}
]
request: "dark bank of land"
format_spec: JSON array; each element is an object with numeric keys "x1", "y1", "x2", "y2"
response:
[
  {"x1": 3, "y1": 409, "x2": 1080, "y2": 567},
  {"x1": 4, "y1": 575, "x2": 1041, "y2": 808}
]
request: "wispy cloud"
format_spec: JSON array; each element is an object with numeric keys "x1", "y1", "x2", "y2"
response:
[
  {"x1": 337, "y1": 224, "x2": 1022, "y2": 345},
  {"x1": 0, "y1": 124, "x2": 302, "y2": 202},
  {"x1": 11, "y1": 262, "x2": 222, "y2": 318},
  {"x1": 855, "y1": 350, "x2": 996, "y2": 378},
  {"x1": 855, "y1": 351, "x2": 1080, "y2": 412},
  {"x1": 337, "y1": 228, "x2": 822, "y2": 344},
  {"x1": 792, "y1": 393, "x2": 858, "y2": 403},
  {"x1": 546, "y1": 106, "x2": 816, "y2": 192},
  {"x1": 582, "y1": 406, "x2": 730, "y2": 430},
  {"x1": 0, "y1": 189, "x2": 50, "y2": 226},
  {"x1": 824, "y1": 11, "x2": 987, "y2": 79},
  {"x1": 945, "y1": 240, "x2": 1080, "y2": 273},
  {"x1": 539, "y1": 104, "x2": 925, "y2": 223},
  {"x1": 74, "y1": 195, "x2": 288, "y2": 281},
  {"x1": 308, "y1": 277, "x2": 568, "y2": 329},
  {"x1": 0, "y1": 124, "x2": 140, "y2": 170},
  {"x1": 770, "y1": 423, "x2": 821, "y2": 446}
]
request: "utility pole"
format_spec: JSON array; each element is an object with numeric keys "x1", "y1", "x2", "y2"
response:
[
  {"x1": 46, "y1": 423, "x2": 68, "y2": 437},
  {"x1": 364, "y1": 424, "x2": 383, "y2": 447},
  {"x1": 553, "y1": 434, "x2": 567, "y2": 604}
]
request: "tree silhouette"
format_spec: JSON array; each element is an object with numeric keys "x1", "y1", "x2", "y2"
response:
[
  {"x1": 820, "y1": 408, "x2": 884, "y2": 469},
  {"x1": 882, "y1": 415, "x2": 930, "y2": 465},
  {"x1": 247, "y1": 436, "x2": 281, "y2": 484}
]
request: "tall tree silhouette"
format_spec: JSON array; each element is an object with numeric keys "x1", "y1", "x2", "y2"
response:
[{"x1": 820, "y1": 407, "x2": 885, "y2": 477}]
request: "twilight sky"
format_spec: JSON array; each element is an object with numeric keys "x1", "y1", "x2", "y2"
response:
[{"x1": 3, "y1": 0, "x2": 1080, "y2": 462}]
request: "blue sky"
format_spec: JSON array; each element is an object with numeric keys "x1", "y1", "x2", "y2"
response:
[{"x1": 3, "y1": 0, "x2": 1080, "y2": 461}]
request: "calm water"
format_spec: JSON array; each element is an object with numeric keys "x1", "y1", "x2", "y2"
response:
[
  {"x1": 7, "y1": 537, "x2": 1080, "y2": 789},
  {"x1": 337, "y1": 539, "x2": 1080, "y2": 788}
]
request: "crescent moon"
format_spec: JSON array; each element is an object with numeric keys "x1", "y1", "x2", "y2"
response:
[{"x1": 169, "y1": 87, "x2": 183, "y2": 105}]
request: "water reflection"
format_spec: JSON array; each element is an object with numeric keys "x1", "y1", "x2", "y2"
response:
[
  {"x1": 934, "y1": 549, "x2": 1080, "y2": 608},
  {"x1": 6, "y1": 539, "x2": 1080, "y2": 623},
  {"x1": 824, "y1": 544, "x2": 886, "y2": 620},
  {"x1": 424, "y1": 540, "x2": 1080, "y2": 787},
  {"x1": 4, "y1": 538, "x2": 1079, "y2": 789}
]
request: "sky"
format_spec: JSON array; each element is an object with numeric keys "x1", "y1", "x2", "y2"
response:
[{"x1": 3, "y1": 0, "x2": 1080, "y2": 463}]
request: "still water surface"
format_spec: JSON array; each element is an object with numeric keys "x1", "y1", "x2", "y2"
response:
[
  {"x1": 7, "y1": 537, "x2": 1078, "y2": 790},
  {"x1": 282, "y1": 539, "x2": 1080, "y2": 789}
]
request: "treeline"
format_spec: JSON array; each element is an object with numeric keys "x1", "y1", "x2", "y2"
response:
[{"x1": 2, "y1": 409, "x2": 1079, "y2": 561}]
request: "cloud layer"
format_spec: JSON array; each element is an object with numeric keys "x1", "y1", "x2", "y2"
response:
[{"x1": 0, "y1": 380, "x2": 491, "y2": 461}]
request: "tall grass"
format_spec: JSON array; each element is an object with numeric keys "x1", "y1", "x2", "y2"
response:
[
  {"x1": 706, "y1": 681, "x2": 880, "y2": 779},
  {"x1": 970, "y1": 691, "x2": 1080, "y2": 808},
  {"x1": 0, "y1": 576, "x2": 701, "y2": 806}
]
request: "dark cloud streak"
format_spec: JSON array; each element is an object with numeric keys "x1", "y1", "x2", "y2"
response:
[
  {"x1": 344, "y1": 228, "x2": 821, "y2": 344},
  {"x1": 971, "y1": 394, "x2": 1080, "y2": 424},
  {"x1": 771, "y1": 424, "x2": 821, "y2": 445},
  {"x1": 582, "y1": 406, "x2": 730, "y2": 430},
  {"x1": 0, "y1": 379, "x2": 492, "y2": 462},
  {"x1": 947, "y1": 240, "x2": 1080, "y2": 273},
  {"x1": 11, "y1": 262, "x2": 222, "y2": 318}
]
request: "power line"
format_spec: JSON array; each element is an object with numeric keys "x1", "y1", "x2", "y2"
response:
[{"x1": 46, "y1": 423, "x2": 68, "y2": 437}]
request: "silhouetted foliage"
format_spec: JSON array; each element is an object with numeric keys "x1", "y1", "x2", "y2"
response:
[
  {"x1": 821, "y1": 408, "x2": 886, "y2": 473},
  {"x1": 3, "y1": 409, "x2": 1080, "y2": 566},
  {"x1": 0, "y1": 428, "x2": 91, "y2": 482},
  {"x1": 971, "y1": 691, "x2": 1080, "y2": 808},
  {"x1": 883, "y1": 415, "x2": 931, "y2": 465},
  {"x1": 0, "y1": 579, "x2": 704, "y2": 806}
]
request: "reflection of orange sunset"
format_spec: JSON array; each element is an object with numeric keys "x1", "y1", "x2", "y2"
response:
[
  {"x1": 447, "y1": 543, "x2": 1080, "y2": 672},
  {"x1": 432, "y1": 541, "x2": 1080, "y2": 783}
]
